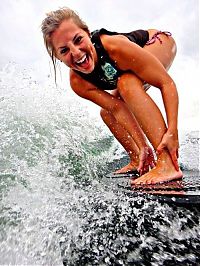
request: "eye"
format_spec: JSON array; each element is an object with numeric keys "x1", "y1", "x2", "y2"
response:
[
  {"x1": 60, "y1": 47, "x2": 68, "y2": 55},
  {"x1": 74, "y1": 36, "x2": 83, "y2": 44}
]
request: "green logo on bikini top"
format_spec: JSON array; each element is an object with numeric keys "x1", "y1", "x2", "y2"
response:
[{"x1": 101, "y1": 62, "x2": 117, "y2": 81}]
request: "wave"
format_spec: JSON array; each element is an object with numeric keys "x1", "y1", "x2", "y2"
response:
[{"x1": 0, "y1": 63, "x2": 199, "y2": 265}]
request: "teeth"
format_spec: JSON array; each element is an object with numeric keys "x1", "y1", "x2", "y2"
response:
[{"x1": 76, "y1": 55, "x2": 87, "y2": 64}]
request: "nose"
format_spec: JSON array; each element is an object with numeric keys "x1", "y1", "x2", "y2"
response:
[{"x1": 70, "y1": 45, "x2": 80, "y2": 57}]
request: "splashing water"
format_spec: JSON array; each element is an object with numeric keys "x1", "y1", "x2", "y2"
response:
[{"x1": 0, "y1": 63, "x2": 199, "y2": 265}]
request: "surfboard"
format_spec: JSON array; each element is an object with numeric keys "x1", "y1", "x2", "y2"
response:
[{"x1": 105, "y1": 170, "x2": 200, "y2": 205}]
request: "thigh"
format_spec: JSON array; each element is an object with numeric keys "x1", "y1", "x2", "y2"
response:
[{"x1": 145, "y1": 29, "x2": 177, "y2": 70}]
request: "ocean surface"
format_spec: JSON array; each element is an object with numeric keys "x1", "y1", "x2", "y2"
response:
[{"x1": 0, "y1": 64, "x2": 199, "y2": 265}]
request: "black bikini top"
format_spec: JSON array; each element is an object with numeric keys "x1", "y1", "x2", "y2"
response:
[{"x1": 74, "y1": 28, "x2": 149, "y2": 90}]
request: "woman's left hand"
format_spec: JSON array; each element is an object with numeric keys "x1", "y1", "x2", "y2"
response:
[
  {"x1": 156, "y1": 130, "x2": 179, "y2": 171},
  {"x1": 138, "y1": 146, "x2": 156, "y2": 175}
]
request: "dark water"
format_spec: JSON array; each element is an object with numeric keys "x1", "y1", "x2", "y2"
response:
[{"x1": 0, "y1": 64, "x2": 200, "y2": 265}]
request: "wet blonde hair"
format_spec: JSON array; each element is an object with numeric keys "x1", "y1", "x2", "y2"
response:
[{"x1": 41, "y1": 7, "x2": 90, "y2": 81}]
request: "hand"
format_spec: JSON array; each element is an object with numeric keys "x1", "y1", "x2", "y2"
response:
[
  {"x1": 137, "y1": 146, "x2": 156, "y2": 175},
  {"x1": 156, "y1": 130, "x2": 179, "y2": 171}
]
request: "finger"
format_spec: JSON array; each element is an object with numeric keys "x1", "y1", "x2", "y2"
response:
[
  {"x1": 150, "y1": 161, "x2": 156, "y2": 169},
  {"x1": 137, "y1": 166, "x2": 142, "y2": 176},
  {"x1": 143, "y1": 165, "x2": 149, "y2": 174},
  {"x1": 144, "y1": 167, "x2": 149, "y2": 174},
  {"x1": 139, "y1": 166, "x2": 148, "y2": 176},
  {"x1": 137, "y1": 168, "x2": 143, "y2": 176},
  {"x1": 150, "y1": 155, "x2": 156, "y2": 167},
  {"x1": 170, "y1": 152, "x2": 179, "y2": 171},
  {"x1": 137, "y1": 159, "x2": 144, "y2": 173},
  {"x1": 156, "y1": 144, "x2": 165, "y2": 155}
]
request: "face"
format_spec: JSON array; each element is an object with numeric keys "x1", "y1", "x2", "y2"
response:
[{"x1": 51, "y1": 19, "x2": 96, "y2": 74}]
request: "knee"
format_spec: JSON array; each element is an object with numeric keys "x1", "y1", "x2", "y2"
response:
[
  {"x1": 117, "y1": 73, "x2": 142, "y2": 98},
  {"x1": 117, "y1": 73, "x2": 132, "y2": 89}
]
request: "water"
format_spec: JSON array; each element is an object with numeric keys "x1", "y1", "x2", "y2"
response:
[{"x1": 0, "y1": 63, "x2": 199, "y2": 265}]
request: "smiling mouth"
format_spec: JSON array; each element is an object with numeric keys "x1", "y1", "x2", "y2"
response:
[{"x1": 75, "y1": 54, "x2": 88, "y2": 67}]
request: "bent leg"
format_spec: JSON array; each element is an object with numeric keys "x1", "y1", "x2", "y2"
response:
[
  {"x1": 118, "y1": 74, "x2": 182, "y2": 183},
  {"x1": 117, "y1": 32, "x2": 182, "y2": 183},
  {"x1": 118, "y1": 74, "x2": 165, "y2": 148},
  {"x1": 100, "y1": 108, "x2": 140, "y2": 173}
]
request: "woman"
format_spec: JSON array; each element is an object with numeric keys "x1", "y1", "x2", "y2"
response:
[{"x1": 41, "y1": 7, "x2": 183, "y2": 184}]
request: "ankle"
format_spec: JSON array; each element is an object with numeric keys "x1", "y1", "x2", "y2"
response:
[{"x1": 157, "y1": 153, "x2": 178, "y2": 171}]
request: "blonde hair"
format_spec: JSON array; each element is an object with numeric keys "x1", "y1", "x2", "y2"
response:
[{"x1": 41, "y1": 7, "x2": 90, "y2": 81}]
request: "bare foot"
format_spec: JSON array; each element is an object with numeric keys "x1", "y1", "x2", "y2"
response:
[
  {"x1": 114, "y1": 162, "x2": 138, "y2": 174},
  {"x1": 131, "y1": 166, "x2": 183, "y2": 185}
]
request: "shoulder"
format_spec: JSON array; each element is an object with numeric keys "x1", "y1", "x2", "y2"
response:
[
  {"x1": 100, "y1": 34, "x2": 143, "y2": 71},
  {"x1": 100, "y1": 33, "x2": 128, "y2": 54},
  {"x1": 101, "y1": 33, "x2": 143, "y2": 55}
]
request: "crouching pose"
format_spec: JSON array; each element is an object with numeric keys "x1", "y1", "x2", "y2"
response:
[{"x1": 41, "y1": 7, "x2": 183, "y2": 184}]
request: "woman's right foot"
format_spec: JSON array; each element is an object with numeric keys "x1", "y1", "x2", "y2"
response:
[{"x1": 131, "y1": 164, "x2": 183, "y2": 185}]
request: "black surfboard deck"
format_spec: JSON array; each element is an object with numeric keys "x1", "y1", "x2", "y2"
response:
[{"x1": 105, "y1": 170, "x2": 200, "y2": 205}]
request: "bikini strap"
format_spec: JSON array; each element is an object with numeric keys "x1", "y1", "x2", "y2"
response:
[{"x1": 146, "y1": 31, "x2": 172, "y2": 45}]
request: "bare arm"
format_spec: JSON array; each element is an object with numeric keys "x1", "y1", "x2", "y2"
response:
[
  {"x1": 102, "y1": 35, "x2": 179, "y2": 169},
  {"x1": 70, "y1": 70, "x2": 148, "y2": 150},
  {"x1": 102, "y1": 35, "x2": 179, "y2": 134}
]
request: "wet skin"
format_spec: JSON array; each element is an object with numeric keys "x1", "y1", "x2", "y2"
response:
[
  {"x1": 51, "y1": 19, "x2": 183, "y2": 184},
  {"x1": 51, "y1": 19, "x2": 97, "y2": 74}
]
